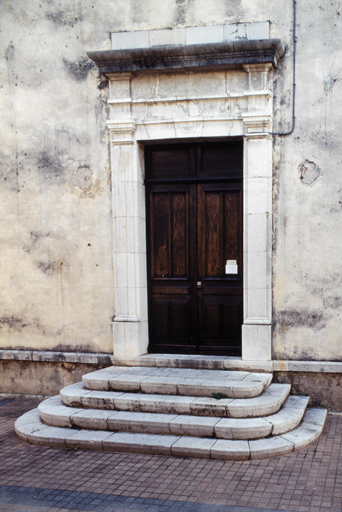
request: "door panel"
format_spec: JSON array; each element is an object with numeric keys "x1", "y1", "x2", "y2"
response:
[
  {"x1": 146, "y1": 183, "x2": 196, "y2": 353},
  {"x1": 145, "y1": 142, "x2": 243, "y2": 356},
  {"x1": 197, "y1": 183, "x2": 243, "y2": 354}
]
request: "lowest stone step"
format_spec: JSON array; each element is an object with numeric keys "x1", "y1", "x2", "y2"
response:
[
  {"x1": 82, "y1": 366, "x2": 272, "y2": 399},
  {"x1": 61, "y1": 382, "x2": 291, "y2": 418},
  {"x1": 15, "y1": 407, "x2": 328, "y2": 460}
]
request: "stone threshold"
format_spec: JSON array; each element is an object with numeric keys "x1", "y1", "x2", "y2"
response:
[
  {"x1": 1, "y1": 350, "x2": 342, "y2": 373},
  {"x1": 113, "y1": 354, "x2": 342, "y2": 374}
]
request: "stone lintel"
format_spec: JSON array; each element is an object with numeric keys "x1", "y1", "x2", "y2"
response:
[{"x1": 87, "y1": 39, "x2": 284, "y2": 75}]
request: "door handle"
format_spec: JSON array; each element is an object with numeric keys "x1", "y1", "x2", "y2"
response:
[{"x1": 197, "y1": 281, "x2": 203, "y2": 288}]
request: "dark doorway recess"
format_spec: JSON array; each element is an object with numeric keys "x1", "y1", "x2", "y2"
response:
[{"x1": 145, "y1": 141, "x2": 243, "y2": 356}]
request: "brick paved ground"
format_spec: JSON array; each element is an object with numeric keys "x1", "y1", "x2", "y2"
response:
[{"x1": 0, "y1": 398, "x2": 342, "y2": 512}]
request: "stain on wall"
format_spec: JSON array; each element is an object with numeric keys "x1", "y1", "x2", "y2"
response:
[
  {"x1": 63, "y1": 57, "x2": 95, "y2": 82},
  {"x1": 46, "y1": 9, "x2": 83, "y2": 27},
  {"x1": 275, "y1": 309, "x2": 327, "y2": 330}
]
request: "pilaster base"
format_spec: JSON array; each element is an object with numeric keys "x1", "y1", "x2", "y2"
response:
[
  {"x1": 113, "y1": 320, "x2": 148, "y2": 359},
  {"x1": 242, "y1": 324, "x2": 272, "y2": 361}
]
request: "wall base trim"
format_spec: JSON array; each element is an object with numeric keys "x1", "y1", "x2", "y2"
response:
[
  {"x1": 1, "y1": 350, "x2": 342, "y2": 374},
  {"x1": 0, "y1": 350, "x2": 113, "y2": 365}
]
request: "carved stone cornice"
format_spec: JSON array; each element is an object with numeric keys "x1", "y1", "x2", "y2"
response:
[{"x1": 87, "y1": 39, "x2": 284, "y2": 75}]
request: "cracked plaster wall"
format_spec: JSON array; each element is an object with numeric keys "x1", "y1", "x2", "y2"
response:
[{"x1": 0, "y1": 0, "x2": 341, "y2": 361}]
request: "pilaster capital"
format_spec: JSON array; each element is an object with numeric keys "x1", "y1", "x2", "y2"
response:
[
  {"x1": 242, "y1": 113, "x2": 272, "y2": 138},
  {"x1": 105, "y1": 72, "x2": 134, "y2": 82},
  {"x1": 242, "y1": 63, "x2": 273, "y2": 74},
  {"x1": 107, "y1": 120, "x2": 136, "y2": 145}
]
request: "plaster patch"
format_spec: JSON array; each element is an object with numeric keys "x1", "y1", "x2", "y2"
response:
[
  {"x1": 299, "y1": 160, "x2": 322, "y2": 185},
  {"x1": 74, "y1": 166, "x2": 93, "y2": 190}
]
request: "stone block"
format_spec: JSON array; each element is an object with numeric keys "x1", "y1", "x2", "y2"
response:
[
  {"x1": 116, "y1": 393, "x2": 196, "y2": 415},
  {"x1": 108, "y1": 374, "x2": 145, "y2": 392},
  {"x1": 226, "y1": 384, "x2": 291, "y2": 418},
  {"x1": 169, "y1": 415, "x2": 219, "y2": 437},
  {"x1": 185, "y1": 25, "x2": 224, "y2": 45},
  {"x1": 268, "y1": 395, "x2": 309, "y2": 435},
  {"x1": 27, "y1": 425, "x2": 76, "y2": 449},
  {"x1": 65, "y1": 430, "x2": 112, "y2": 450},
  {"x1": 71, "y1": 409, "x2": 113, "y2": 430},
  {"x1": 83, "y1": 367, "x2": 127, "y2": 390},
  {"x1": 81, "y1": 390, "x2": 122, "y2": 410},
  {"x1": 108, "y1": 411, "x2": 175, "y2": 434},
  {"x1": 149, "y1": 28, "x2": 185, "y2": 47},
  {"x1": 211, "y1": 439, "x2": 250, "y2": 460},
  {"x1": 140, "y1": 376, "x2": 180, "y2": 395},
  {"x1": 242, "y1": 324, "x2": 272, "y2": 361},
  {"x1": 215, "y1": 417, "x2": 272, "y2": 440},
  {"x1": 249, "y1": 436, "x2": 294, "y2": 459},
  {"x1": 112, "y1": 30, "x2": 149, "y2": 50},
  {"x1": 243, "y1": 372, "x2": 273, "y2": 390},
  {"x1": 190, "y1": 397, "x2": 232, "y2": 417},
  {"x1": 60, "y1": 382, "x2": 90, "y2": 407},
  {"x1": 223, "y1": 23, "x2": 247, "y2": 42},
  {"x1": 303, "y1": 407, "x2": 327, "y2": 426},
  {"x1": 246, "y1": 22, "x2": 270, "y2": 40},
  {"x1": 103, "y1": 432, "x2": 178, "y2": 455},
  {"x1": 15, "y1": 409, "x2": 44, "y2": 442},
  {"x1": 171, "y1": 437, "x2": 216, "y2": 458},
  {"x1": 177, "y1": 377, "x2": 264, "y2": 399},
  {"x1": 281, "y1": 422, "x2": 323, "y2": 451},
  {"x1": 38, "y1": 396, "x2": 82, "y2": 428}
]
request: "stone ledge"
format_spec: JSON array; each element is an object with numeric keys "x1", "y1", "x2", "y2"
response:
[
  {"x1": 1, "y1": 350, "x2": 342, "y2": 374},
  {"x1": 0, "y1": 350, "x2": 112, "y2": 365},
  {"x1": 113, "y1": 354, "x2": 342, "y2": 373},
  {"x1": 87, "y1": 39, "x2": 284, "y2": 74}
]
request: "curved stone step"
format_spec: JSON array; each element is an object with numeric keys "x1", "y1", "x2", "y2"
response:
[
  {"x1": 38, "y1": 394, "x2": 309, "y2": 439},
  {"x1": 82, "y1": 366, "x2": 272, "y2": 399},
  {"x1": 15, "y1": 407, "x2": 327, "y2": 460},
  {"x1": 61, "y1": 382, "x2": 290, "y2": 418}
]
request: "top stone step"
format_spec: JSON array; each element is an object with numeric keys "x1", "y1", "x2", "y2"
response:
[
  {"x1": 83, "y1": 367, "x2": 273, "y2": 399},
  {"x1": 112, "y1": 354, "x2": 273, "y2": 372}
]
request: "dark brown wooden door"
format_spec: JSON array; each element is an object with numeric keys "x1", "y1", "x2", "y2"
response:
[{"x1": 145, "y1": 142, "x2": 243, "y2": 356}]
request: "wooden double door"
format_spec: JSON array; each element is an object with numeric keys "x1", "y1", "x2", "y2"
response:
[{"x1": 145, "y1": 141, "x2": 243, "y2": 356}]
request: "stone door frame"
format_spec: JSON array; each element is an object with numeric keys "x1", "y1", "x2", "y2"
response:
[{"x1": 88, "y1": 40, "x2": 283, "y2": 362}]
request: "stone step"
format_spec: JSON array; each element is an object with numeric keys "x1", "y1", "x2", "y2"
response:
[
  {"x1": 38, "y1": 394, "x2": 309, "y2": 439},
  {"x1": 15, "y1": 406, "x2": 327, "y2": 460},
  {"x1": 61, "y1": 382, "x2": 291, "y2": 418},
  {"x1": 82, "y1": 366, "x2": 272, "y2": 399}
]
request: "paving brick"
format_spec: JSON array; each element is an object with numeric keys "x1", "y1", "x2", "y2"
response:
[{"x1": 1, "y1": 398, "x2": 341, "y2": 512}]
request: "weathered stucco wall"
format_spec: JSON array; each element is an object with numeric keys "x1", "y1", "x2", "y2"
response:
[
  {"x1": 0, "y1": 1, "x2": 117, "y2": 352},
  {"x1": 0, "y1": 360, "x2": 109, "y2": 396},
  {"x1": 1, "y1": 0, "x2": 342, "y2": 362},
  {"x1": 272, "y1": 1, "x2": 342, "y2": 361}
]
